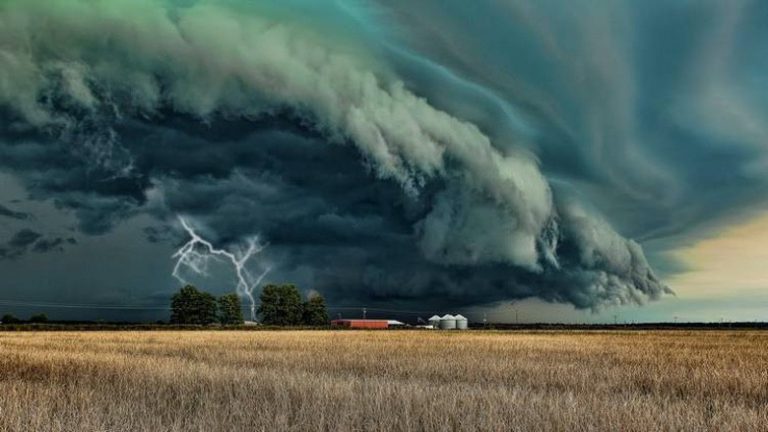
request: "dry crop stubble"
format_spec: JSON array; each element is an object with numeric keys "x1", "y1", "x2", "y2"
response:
[{"x1": 0, "y1": 330, "x2": 766, "y2": 431}]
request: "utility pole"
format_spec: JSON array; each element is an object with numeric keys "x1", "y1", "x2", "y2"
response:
[{"x1": 509, "y1": 301, "x2": 519, "y2": 325}]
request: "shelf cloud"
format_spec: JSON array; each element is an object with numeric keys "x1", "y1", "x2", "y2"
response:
[{"x1": 14, "y1": 0, "x2": 768, "y2": 313}]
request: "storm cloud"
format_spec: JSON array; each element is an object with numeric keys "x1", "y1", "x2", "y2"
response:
[
  {"x1": 14, "y1": 0, "x2": 765, "y2": 312},
  {"x1": 0, "y1": 228, "x2": 75, "y2": 260},
  {"x1": 0, "y1": 203, "x2": 30, "y2": 220}
]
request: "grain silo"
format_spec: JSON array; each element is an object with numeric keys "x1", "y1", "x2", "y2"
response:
[
  {"x1": 455, "y1": 314, "x2": 468, "y2": 330},
  {"x1": 428, "y1": 315, "x2": 442, "y2": 328},
  {"x1": 439, "y1": 314, "x2": 456, "y2": 330}
]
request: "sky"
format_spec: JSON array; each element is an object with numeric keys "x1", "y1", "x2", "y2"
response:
[{"x1": 0, "y1": 0, "x2": 767, "y2": 323}]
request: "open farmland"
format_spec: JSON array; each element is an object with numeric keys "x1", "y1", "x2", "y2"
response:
[{"x1": 0, "y1": 330, "x2": 766, "y2": 431}]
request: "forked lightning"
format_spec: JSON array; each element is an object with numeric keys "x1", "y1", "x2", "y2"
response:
[{"x1": 172, "y1": 216, "x2": 270, "y2": 321}]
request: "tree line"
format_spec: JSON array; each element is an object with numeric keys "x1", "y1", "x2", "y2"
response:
[
  {"x1": 1, "y1": 313, "x2": 48, "y2": 324},
  {"x1": 170, "y1": 284, "x2": 328, "y2": 326}
]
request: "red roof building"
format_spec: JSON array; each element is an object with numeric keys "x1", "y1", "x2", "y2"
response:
[{"x1": 331, "y1": 319, "x2": 390, "y2": 329}]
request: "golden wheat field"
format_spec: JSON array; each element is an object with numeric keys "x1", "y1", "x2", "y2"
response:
[{"x1": 0, "y1": 330, "x2": 766, "y2": 432}]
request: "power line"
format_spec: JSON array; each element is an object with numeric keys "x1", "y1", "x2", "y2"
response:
[
  {"x1": 325, "y1": 306, "x2": 439, "y2": 315},
  {"x1": 0, "y1": 298, "x2": 447, "y2": 315},
  {"x1": 0, "y1": 299, "x2": 170, "y2": 310}
]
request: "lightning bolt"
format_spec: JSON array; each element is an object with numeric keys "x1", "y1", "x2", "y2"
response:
[{"x1": 172, "y1": 216, "x2": 271, "y2": 321}]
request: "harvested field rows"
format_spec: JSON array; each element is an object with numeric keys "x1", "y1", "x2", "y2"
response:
[{"x1": 0, "y1": 330, "x2": 766, "y2": 431}]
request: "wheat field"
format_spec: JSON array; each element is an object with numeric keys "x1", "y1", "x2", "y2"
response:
[{"x1": 0, "y1": 330, "x2": 766, "y2": 431}]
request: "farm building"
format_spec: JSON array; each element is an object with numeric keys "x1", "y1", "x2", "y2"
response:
[
  {"x1": 331, "y1": 319, "x2": 393, "y2": 329},
  {"x1": 428, "y1": 314, "x2": 469, "y2": 330},
  {"x1": 331, "y1": 316, "x2": 466, "y2": 329}
]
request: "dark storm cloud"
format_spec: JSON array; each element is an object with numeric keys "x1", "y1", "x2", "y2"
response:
[
  {"x1": 139, "y1": 121, "x2": 665, "y2": 309},
  {"x1": 0, "y1": 228, "x2": 76, "y2": 260},
  {"x1": 16, "y1": 0, "x2": 768, "y2": 311},
  {"x1": 143, "y1": 226, "x2": 173, "y2": 244},
  {"x1": 377, "y1": 0, "x2": 768, "y2": 248},
  {"x1": 0, "y1": 204, "x2": 30, "y2": 220},
  {"x1": 8, "y1": 229, "x2": 42, "y2": 249},
  {"x1": 32, "y1": 237, "x2": 77, "y2": 254},
  {"x1": 0, "y1": 121, "x2": 149, "y2": 234}
]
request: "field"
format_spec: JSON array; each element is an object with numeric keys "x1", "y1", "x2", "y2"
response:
[{"x1": 0, "y1": 330, "x2": 766, "y2": 431}]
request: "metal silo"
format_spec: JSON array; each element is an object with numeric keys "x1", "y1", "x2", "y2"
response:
[
  {"x1": 439, "y1": 314, "x2": 456, "y2": 330},
  {"x1": 455, "y1": 314, "x2": 468, "y2": 330},
  {"x1": 428, "y1": 315, "x2": 442, "y2": 328}
]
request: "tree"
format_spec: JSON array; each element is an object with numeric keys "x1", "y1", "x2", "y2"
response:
[
  {"x1": 258, "y1": 284, "x2": 303, "y2": 326},
  {"x1": 218, "y1": 293, "x2": 244, "y2": 325},
  {"x1": 302, "y1": 293, "x2": 328, "y2": 326},
  {"x1": 29, "y1": 313, "x2": 48, "y2": 323},
  {"x1": 1, "y1": 313, "x2": 20, "y2": 324},
  {"x1": 170, "y1": 285, "x2": 217, "y2": 325}
]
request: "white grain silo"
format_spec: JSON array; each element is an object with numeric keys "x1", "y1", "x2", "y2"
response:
[
  {"x1": 439, "y1": 314, "x2": 457, "y2": 330},
  {"x1": 455, "y1": 314, "x2": 468, "y2": 330},
  {"x1": 428, "y1": 315, "x2": 442, "y2": 329}
]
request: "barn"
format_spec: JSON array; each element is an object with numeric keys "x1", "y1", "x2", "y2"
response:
[{"x1": 331, "y1": 319, "x2": 391, "y2": 329}]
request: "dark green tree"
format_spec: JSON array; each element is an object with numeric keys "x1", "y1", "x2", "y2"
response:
[
  {"x1": 29, "y1": 313, "x2": 48, "y2": 323},
  {"x1": 218, "y1": 293, "x2": 244, "y2": 325},
  {"x1": 1, "y1": 313, "x2": 20, "y2": 324},
  {"x1": 258, "y1": 283, "x2": 303, "y2": 326},
  {"x1": 302, "y1": 293, "x2": 328, "y2": 326},
  {"x1": 170, "y1": 285, "x2": 217, "y2": 325}
]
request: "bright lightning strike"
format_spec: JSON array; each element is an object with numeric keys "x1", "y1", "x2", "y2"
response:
[{"x1": 172, "y1": 216, "x2": 271, "y2": 321}]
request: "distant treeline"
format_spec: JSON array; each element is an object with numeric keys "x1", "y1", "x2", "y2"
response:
[
  {"x1": 1, "y1": 313, "x2": 48, "y2": 325},
  {"x1": 0, "y1": 324, "x2": 338, "y2": 331},
  {"x1": 473, "y1": 322, "x2": 768, "y2": 330},
  {"x1": 170, "y1": 283, "x2": 328, "y2": 326},
  {"x1": 1, "y1": 283, "x2": 330, "y2": 328}
]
